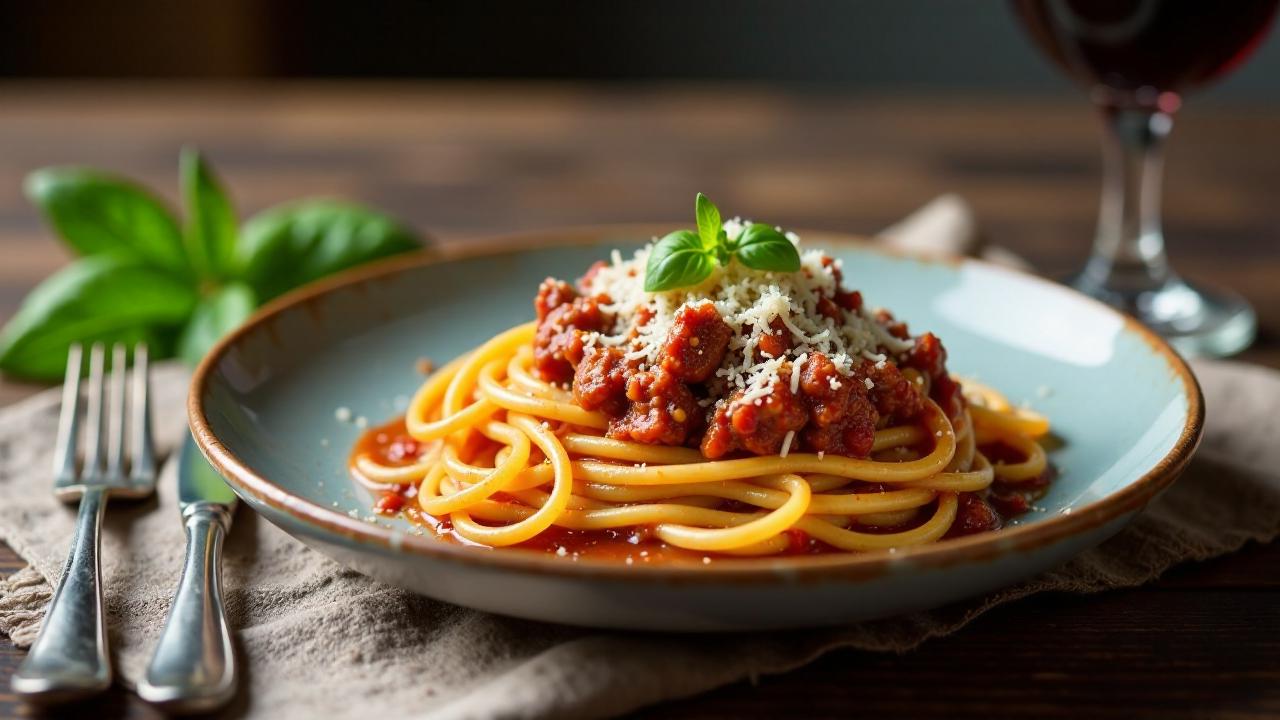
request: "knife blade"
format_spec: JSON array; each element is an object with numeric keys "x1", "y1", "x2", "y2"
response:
[
  {"x1": 137, "y1": 433, "x2": 238, "y2": 712},
  {"x1": 177, "y1": 430, "x2": 239, "y2": 510}
]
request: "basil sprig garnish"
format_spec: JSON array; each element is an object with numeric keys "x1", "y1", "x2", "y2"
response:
[
  {"x1": 644, "y1": 193, "x2": 801, "y2": 292},
  {"x1": 0, "y1": 149, "x2": 423, "y2": 380}
]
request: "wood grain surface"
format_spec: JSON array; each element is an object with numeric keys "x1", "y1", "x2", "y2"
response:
[{"x1": 0, "y1": 83, "x2": 1276, "y2": 719}]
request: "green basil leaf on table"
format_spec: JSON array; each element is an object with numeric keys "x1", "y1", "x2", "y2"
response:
[
  {"x1": 177, "y1": 282, "x2": 256, "y2": 367},
  {"x1": 180, "y1": 148, "x2": 238, "y2": 280},
  {"x1": 694, "y1": 192, "x2": 721, "y2": 251},
  {"x1": 0, "y1": 255, "x2": 198, "y2": 380},
  {"x1": 734, "y1": 222, "x2": 801, "y2": 273},
  {"x1": 24, "y1": 168, "x2": 189, "y2": 275},
  {"x1": 237, "y1": 200, "x2": 421, "y2": 302},
  {"x1": 643, "y1": 230, "x2": 716, "y2": 292}
]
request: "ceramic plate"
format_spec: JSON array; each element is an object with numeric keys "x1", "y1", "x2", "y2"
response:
[{"x1": 189, "y1": 225, "x2": 1203, "y2": 631}]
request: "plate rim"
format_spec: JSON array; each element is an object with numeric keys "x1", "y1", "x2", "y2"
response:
[{"x1": 188, "y1": 223, "x2": 1204, "y2": 584}]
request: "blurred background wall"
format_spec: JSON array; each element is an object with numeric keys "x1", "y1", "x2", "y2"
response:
[{"x1": 3, "y1": 0, "x2": 1278, "y2": 102}]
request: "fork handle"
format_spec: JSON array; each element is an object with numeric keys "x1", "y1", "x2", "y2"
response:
[
  {"x1": 138, "y1": 503, "x2": 236, "y2": 712},
  {"x1": 12, "y1": 485, "x2": 111, "y2": 701}
]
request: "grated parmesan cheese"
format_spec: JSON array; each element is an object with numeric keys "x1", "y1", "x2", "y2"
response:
[
  {"x1": 790, "y1": 352, "x2": 808, "y2": 394},
  {"x1": 780, "y1": 430, "x2": 795, "y2": 457},
  {"x1": 580, "y1": 227, "x2": 915, "y2": 405}
]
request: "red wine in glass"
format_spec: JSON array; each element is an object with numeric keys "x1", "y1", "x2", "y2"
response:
[{"x1": 1011, "y1": 0, "x2": 1279, "y2": 356}]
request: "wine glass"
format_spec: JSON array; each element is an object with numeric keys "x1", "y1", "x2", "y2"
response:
[{"x1": 1011, "y1": 0, "x2": 1279, "y2": 357}]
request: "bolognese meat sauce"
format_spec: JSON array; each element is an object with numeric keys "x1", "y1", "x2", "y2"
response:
[
  {"x1": 532, "y1": 257, "x2": 960, "y2": 461},
  {"x1": 533, "y1": 280, "x2": 607, "y2": 383}
]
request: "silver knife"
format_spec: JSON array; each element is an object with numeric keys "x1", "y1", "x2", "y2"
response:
[{"x1": 137, "y1": 432, "x2": 238, "y2": 712}]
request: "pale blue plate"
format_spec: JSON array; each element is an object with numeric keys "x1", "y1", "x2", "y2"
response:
[{"x1": 190, "y1": 226, "x2": 1202, "y2": 631}]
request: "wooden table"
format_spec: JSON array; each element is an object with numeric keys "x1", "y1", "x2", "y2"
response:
[{"x1": 0, "y1": 84, "x2": 1276, "y2": 718}]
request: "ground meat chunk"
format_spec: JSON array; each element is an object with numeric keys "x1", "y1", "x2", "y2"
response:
[
  {"x1": 701, "y1": 377, "x2": 808, "y2": 458},
  {"x1": 532, "y1": 327, "x2": 583, "y2": 384},
  {"x1": 801, "y1": 397, "x2": 878, "y2": 458},
  {"x1": 906, "y1": 332, "x2": 947, "y2": 379},
  {"x1": 946, "y1": 492, "x2": 1003, "y2": 537},
  {"x1": 861, "y1": 359, "x2": 924, "y2": 424},
  {"x1": 575, "y1": 261, "x2": 608, "y2": 294},
  {"x1": 572, "y1": 347, "x2": 632, "y2": 416},
  {"x1": 755, "y1": 318, "x2": 792, "y2": 361},
  {"x1": 799, "y1": 353, "x2": 852, "y2": 426},
  {"x1": 874, "y1": 309, "x2": 911, "y2": 341},
  {"x1": 904, "y1": 332, "x2": 963, "y2": 417},
  {"x1": 534, "y1": 278, "x2": 576, "y2": 322},
  {"x1": 660, "y1": 302, "x2": 731, "y2": 383},
  {"x1": 798, "y1": 353, "x2": 879, "y2": 457},
  {"x1": 533, "y1": 296, "x2": 607, "y2": 383},
  {"x1": 816, "y1": 295, "x2": 843, "y2": 323},
  {"x1": 835, "y1": 289, "x2": 863, "y2": 312},
  {"x1": 608, "y1": 368, "x2": 699, "y2": 446}
]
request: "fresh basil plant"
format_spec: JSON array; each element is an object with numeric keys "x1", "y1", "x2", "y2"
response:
[{"x1": 0, "y1": 149, "x2": 423, "y2": 380}]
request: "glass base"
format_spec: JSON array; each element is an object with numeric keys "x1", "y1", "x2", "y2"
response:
[{"x1": 1069, "y1": 274, "x2": 1256, "y2": 358}]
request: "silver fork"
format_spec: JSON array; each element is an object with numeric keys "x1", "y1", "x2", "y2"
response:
[{"x1": 11, "y1": 342, "x2": 156, "y2": 702}]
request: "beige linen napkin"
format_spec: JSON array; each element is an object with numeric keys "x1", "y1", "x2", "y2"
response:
[{"x1": 1, "y1": 201, "x2": 1278, "y2": 719}]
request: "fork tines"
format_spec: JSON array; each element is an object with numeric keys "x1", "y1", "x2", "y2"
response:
[{"x1": 54, "y1": 342, "x2": 156, "y2": 501}]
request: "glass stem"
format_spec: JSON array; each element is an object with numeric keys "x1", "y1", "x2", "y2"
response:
[{"x1": 1077, "y1": 106, "x2": 1177, "y2": 306}]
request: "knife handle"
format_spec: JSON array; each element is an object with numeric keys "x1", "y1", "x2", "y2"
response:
[{"x1": 138, "y1": 503, "x2": 236, "y2": 712}]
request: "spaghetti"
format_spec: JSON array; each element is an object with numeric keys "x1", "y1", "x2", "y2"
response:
[{"x1": 350, "y1": 226, "x2": 1053, "y2": 559}]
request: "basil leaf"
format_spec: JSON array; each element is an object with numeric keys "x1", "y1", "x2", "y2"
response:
[
  {"x1": 237, "y1": 200, "x2": 422, "y2": 302},
  {"x1": 734, "y1": 223, "x2": 801, "y2": 273},
  {"x1": 644, "y1": 230, "x2": 715, "y2": 292},
  {"x1": 25, "y1": 168, "x2": 188, "y2": 275},
  {"x1": 178, "y1": 282, "x2": 256, "y2": 367},
  {"x1": 695, "y1": 192, "x2": 721, "y2": 251},
  {"x1": 181, "y1": 148, "x2": 238, "y2": 281},
  {"x1": 0, "y1": 256, "x2": 197, "y2": 380}
]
